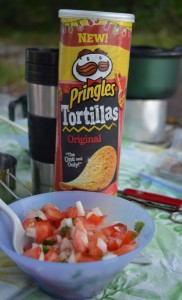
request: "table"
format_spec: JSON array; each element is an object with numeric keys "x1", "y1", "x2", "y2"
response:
[{"x1": 0, "y1": 117, "x2": 182, "y2": 300}]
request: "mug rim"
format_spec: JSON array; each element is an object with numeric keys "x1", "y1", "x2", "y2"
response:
[{"x1": 0, "y1": 153, "x2": 17, "y2": 171}]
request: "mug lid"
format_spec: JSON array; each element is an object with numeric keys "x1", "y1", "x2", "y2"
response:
[
  {"x1": 25, "y1": 48, "x2": 58, "y2": 66},
  {"x1": 25, "y1": 48, "x2": 59, "y2": 86}
]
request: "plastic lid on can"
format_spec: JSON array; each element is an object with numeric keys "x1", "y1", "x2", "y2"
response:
[{"x1": 58, "y1": 9, "x2": 135, "y2": 23}]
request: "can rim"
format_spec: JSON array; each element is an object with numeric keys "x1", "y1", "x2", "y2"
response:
[{"x1": 58, "y1": 9, "x2": 135, "y2": 23}]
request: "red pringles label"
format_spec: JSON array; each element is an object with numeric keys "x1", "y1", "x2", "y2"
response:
[{"x1": 54, "y1": 15, "x2": 133, "y2": 195}]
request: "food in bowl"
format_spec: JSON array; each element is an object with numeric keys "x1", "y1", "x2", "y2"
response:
[
  {"x1": 22, "y1": 200, "x2": 144, "y2": 263},
  {"x1": 0, "y1": 191, "x2": 154, "y2": 300}
]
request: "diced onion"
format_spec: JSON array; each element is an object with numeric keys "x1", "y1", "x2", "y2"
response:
[
  {"x1": 26, "y1": 208, "x2": 47, "y2": 221},
  {"x1": 59, "y1": 217, "x2": 72, "y2": 229},
  {"x1": 70, "y1": 226, "x2": 76, "y2": 239},
  {"x1": 116, "y1": 238, "x2": 122, "y2": 247},
  {"x1": 67, "y1": 251, "x2": 76, "y2": 263},
  {"x1": 60, "y1": 249, "x2": 72, "y2": 260},
  {"x1": 98, "y1": 221, "x2": 119, "y2": 230},
  {"x1": 85, "y1": 211, "x2": 94, "y2": 219},
  {"x1": 92, "y1": 207, "x2": 103, "y2": 216},
  {"x1": 59, "y1": 218, "x2": 67, "y2": 229},
  {"x1": 59, "y1": 217, "x2": 73, "y2": 230},
  {"x1": 76, "y1": 201, "x2": 85, "y2": 216},
  {"x1": 39, "y1": 251, "x2": 45, "y2": 261},
  {"x1": 56, "y1": 235, "x2": 62, "y2": 243},
  {"x1": 81, "y1": 231, "x2": 89, "y2": 247},
  {"x1": 26, "y1": 227, "x2": 36, "y2": 238},
  {"x1": 65, "y1": 218, "x2": 73, "y2": 227},
  {"x1": 61, "y1": 237, "x2": 73, "y2": 252},
  {"x1": 114, "y1": 226, "x2": 121, "y2": 232},
  {"x1": 87, "y1": 231, "x2": 94, "y2": 236},
  {"x1": 97, "y1": 237, "x2": 107, "y2": 254}
]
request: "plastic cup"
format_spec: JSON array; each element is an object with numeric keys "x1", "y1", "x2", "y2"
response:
[{"x1": 55, "y1": 9, "x2": 135, "y2": 195}]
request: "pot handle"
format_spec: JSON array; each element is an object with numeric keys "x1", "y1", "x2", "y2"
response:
[{"x1": 0, "y1": 171, "x2": 32, "y2": 200}]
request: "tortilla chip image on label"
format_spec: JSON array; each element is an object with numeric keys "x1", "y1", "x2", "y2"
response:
[{"x1": 59, "y1": 146, "x2": 117, "y2": 191}]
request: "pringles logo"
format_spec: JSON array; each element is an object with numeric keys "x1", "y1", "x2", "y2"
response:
[{"x1": 70, "y1": 48, "x2": 115, "y2": 109}]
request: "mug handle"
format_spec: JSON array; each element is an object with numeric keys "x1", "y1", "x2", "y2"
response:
[
  {"x1": 0, "y1": 171, "x2": 32, "y2": 200},
  {"x1": 8, "y1": 95, "x2": 27, "y2": 121}
]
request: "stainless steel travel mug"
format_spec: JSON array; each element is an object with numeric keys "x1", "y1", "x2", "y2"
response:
[{"x1": 25, "y1": 48, "x2": 58, "y2": 194}]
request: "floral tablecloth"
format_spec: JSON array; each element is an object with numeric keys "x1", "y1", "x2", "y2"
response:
[{"x1": 0, "y1": 117, "x2": 182, "y2": 300}]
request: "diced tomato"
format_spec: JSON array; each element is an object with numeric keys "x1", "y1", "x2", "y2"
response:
[
  {"x1": 74, "y1": 218, "x2": 85, "y2": 230},
  {"x1": 81, "y1": 219, "x2": 97, "y2": 232},
  {"x1": 35, "y1": 220, "x2": 53, "y2": 243},
  {"x1": 66, "y1": 206, "x2": 78, "y2": 218},
  {"x1": 42, "y1": 204, "x2": 66, "y2": 223},
  {"x1": 121, "y1": 230, "x2": 139, "y2": 245},
  {"x1": 23, "y1": 246, "x2": 41, "y2": 259},
  {"x1": 88, "y1": 234, "x2": 104, "y2": 258},
  {"x1": 107, "y1": 238, "x2": 120, "y2": 251},
  {"x1": 22, "y1": 201, "x2": 142, "y2": 263},
  {"x1": 75, "y1": 252, "x2": 99, "y2": 263},
  {"x1": 101, "y1": 223, "x2": 127, "y2": 239},
  {"x1": 73, "y1": 229, "x2": 88, "y2": 253},
  {"x1": 114, "y1": 244, "x2": 137, "y2": 256},
  {"x1": 101, "y1": 225, "x2": 115, "y2": 237},
  {"x1": 44, "y1": 246, "x2": 60, "y2": 262},
  {"x1": 22, "y1": 217, "x2": 37, "y2": 230},
  {"x1": 112, "y1": 224, "x2": 128, "y2": 239},
  {"x1": 65, "y1": 228, "x2": 72, "y2": 240},
  {"x1": 86, "y1": 213, "x2": 106, "y2": 225}
]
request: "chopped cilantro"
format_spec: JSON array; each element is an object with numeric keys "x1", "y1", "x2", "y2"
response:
[
  {"x1": 60, "y1": 225, "x2": 70, "y2": 237},
  {"x1": 134, "y1": 221, "x2": 145, "y2": 233},
  {"x1": 130, "y1": 232, "x2": 138, "y2": 239},
  {"x1": 43, "y1": 239, "x2": 56, "y2": 246},
  {"x1": 42, "y1": 245, "x2": 49, "y2": 254}
]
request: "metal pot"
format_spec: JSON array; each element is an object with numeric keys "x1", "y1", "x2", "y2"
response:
[
  {"x1": 123, "y1": 99, "x2": 168, "y2": 143},
  {"x1": 127, "y1": 46, "x2": 182, "y2": 99}
]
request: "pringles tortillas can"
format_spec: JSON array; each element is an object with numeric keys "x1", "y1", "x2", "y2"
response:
[{"x1": 55, "y1": 9, "x2": 135, "y2": 195}]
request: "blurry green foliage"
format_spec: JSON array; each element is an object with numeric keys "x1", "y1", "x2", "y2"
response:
[{"x1": 0, "y1": 0, "x2": 182, "y2": 33}]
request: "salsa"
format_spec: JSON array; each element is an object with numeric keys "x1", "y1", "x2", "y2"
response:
[{"x1": 22, "y1": 201, "x2": 144, "y2": 263}]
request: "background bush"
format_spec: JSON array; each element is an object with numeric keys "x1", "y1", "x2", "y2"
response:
[{"x1": 0, "y1": 0, "x2": 181, "y2": 33}]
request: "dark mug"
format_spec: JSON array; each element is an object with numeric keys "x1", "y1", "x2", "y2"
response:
[
  {"x1": 0, "y1": 153, "x2": 17, "y2": 203},
  {"x1": 25, "y1": 48, "x2": 58, "y2": 194}
]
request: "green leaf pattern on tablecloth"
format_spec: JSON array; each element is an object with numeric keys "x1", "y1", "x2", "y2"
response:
[
  {"x1": 0, "y1": 251, "x2": 35, "y2": 290},
  {"x1": 168, "y1": 282, "x2": 182, "y2": 300},
  {"x1": 95, "y1": 270, "x2": 161, "y2": 300}
]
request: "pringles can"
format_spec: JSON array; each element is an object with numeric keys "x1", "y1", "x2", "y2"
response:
[{"x1": 55, "y1": 9, "x2": 135, "y2": 195}]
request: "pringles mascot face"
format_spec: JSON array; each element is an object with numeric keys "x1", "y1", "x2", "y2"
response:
[{"x1": 72, "y1": 48, "x2": 113, "y2": 83}]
